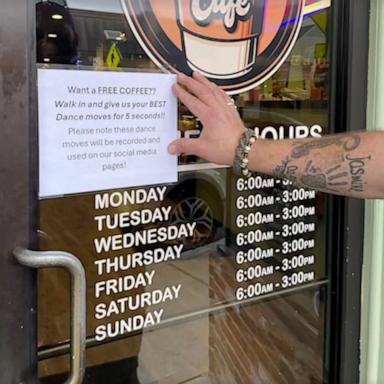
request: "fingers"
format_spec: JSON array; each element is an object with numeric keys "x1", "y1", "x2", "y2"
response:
[
  {"x1": 177, "y1": 73, "x2": 220, "y2": 107},
  {"x1": 168, "y1": 138, "x2": 203, "y2": 156},
  {"x1": 192, "y1": 71, "x2": 216, "y2": 91},
  {"x1": 175, "y1": 71, "x2": 234, "y2": 109},
  {"x1": 192, "y1": 71, "x2": 233, "y2": 105},
  {"x1": 172, "y1": 83, "x2": 209, "y2": 119}
]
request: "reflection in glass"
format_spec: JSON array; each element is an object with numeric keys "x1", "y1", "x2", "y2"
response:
[{"x1": 36, "y1": 2, "x2": 332, "y2": 383}]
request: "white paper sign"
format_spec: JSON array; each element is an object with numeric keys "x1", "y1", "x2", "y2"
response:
[{"x1": 38, "y1": 69, "x2": 177, "y2": 197}]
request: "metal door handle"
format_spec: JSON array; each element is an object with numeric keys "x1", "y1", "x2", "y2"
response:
[{"x1": 14, "y1": 248, "x2": 86, "y2": 384}]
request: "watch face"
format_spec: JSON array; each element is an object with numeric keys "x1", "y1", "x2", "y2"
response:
[{"x1": 121, "y1": 0, "x2": 305, "y2": 94}]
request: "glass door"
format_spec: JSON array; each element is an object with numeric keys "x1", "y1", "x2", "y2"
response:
[{"x1": 34, "y1": 1, "x2": 333, "y2": 383}]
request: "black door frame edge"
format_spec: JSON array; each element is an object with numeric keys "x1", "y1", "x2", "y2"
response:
[
  {"x1": 0, "y1": 0, "x2": 370, "y2": 382},
  {"x1": 0, "y1": 0, "x2": 39, "y2": 382},
  {"x1": 328, "y1": 0, "x2": 370, "y2": 383}
]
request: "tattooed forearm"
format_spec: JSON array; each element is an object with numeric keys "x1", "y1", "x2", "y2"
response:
[
  {"x1": 273, "y1": 159, "x2": 345, "y2": 193},
  {"x1": 272, "y1": 157, "x2": 298, "y2": 182},
  {"x1": 291, "y1": 134, "x2": 361, "y2": 159},
  {"x1": 300, "y1": 162, "x2": 349, "y2": 192},
  {"x1": 257, "y1": 131, "x2": 383, "y2": 198},
  {"x1": 346, "y1": 154, "x2": 372, "y2": 192},
  {"x1": 272, "y1": 136, "x2": 371, "y2": 194}
]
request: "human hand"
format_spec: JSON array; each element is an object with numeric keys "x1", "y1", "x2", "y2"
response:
[{"x1": 167, "y1": 72, "x2": 246, "y2": 165}]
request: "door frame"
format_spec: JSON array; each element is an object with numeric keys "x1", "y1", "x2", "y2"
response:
[
  {"x1": 0, "y1": 0, "x2": 370, "y2": 383},
  {"x1": 0, "y1": 0, "x2": 38, "y2": 382},
  {"x1": 328, "y1": 0, "x2": 370, "y2": 383}
]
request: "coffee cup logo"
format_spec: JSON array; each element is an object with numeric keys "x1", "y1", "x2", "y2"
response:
[
  {"x1": 175, "y1": 0, "x2": 265, "y2": 79},
  {"x1": 190, "y1": 0, "x2": 252, "y2": 31},
  {"x1": 121, "y1": 0, "x2": 306, "y2": 94}
]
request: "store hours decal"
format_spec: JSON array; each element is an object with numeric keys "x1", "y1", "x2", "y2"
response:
[
  {"x1": 230, "y1": 126, "x2": 323, "y2": 302},
  {"x1": 92, "y1": 187, "x2": 195, "y2": 341}
]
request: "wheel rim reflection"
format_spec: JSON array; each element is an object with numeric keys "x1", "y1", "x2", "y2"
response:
[{"x1": 170, "y1": 197, "x2": 215, "y2": 248}]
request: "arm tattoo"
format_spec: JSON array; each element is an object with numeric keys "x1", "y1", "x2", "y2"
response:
[
  {"x1": 272, "y1": 134, "x2": 371, "y2": 194},
  {"x1": 291, "y1": 134, "x2": 361, "y2": 159},
  {"x1": 272, "y1": 157, "x2": 298, "y2": 182},
  {"x1": 346, "y1": 154, "x2": 372, "y2": 192},
  {"x1": 300, "y1": 163, "x2": 349, "y2": 192}
]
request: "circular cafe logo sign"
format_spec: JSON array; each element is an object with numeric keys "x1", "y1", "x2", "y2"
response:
[{"x1": 121, "y1": 0, "x2": 305, "y2": 95}]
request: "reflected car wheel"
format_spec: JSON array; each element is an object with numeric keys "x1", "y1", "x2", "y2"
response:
[{"x1": 170, "y1": 196, "x2": 215, "y2": 249}]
